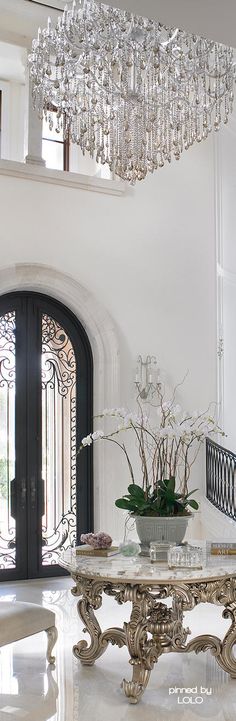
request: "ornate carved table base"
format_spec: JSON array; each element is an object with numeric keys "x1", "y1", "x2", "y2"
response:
[{"x1": 71, "y1": 574, "x2": 236, "y2": 704}]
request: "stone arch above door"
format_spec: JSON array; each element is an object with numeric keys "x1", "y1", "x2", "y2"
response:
[{"x1": 0, "y1": 263, "x2": 120, "y2": 532}]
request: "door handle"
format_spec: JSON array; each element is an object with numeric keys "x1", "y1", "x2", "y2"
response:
[
  {"x1": 10, "y1": 478, "x2": 16, "y2": 519},
  {"x1": 11, "y1": 478, "x2": 27, "y2": 516},
  {"x1": 30, "y1": 478, "x2": 45, "y2": 516},
  {"x1": 40, "y1": 478, "x2": 45, "y2": 517},
  {"x1": 21, "y1": 479, "x2": 27, "y2": 509},
  {"x1": 30, "y1": 477, "x2": 36, "y2": 509}
]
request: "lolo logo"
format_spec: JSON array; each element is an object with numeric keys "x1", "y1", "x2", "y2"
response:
[{"x1": 169, "y1": 686, "x2": 212, "y2": 704}]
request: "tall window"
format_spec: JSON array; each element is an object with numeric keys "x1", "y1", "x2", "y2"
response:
[
  {"x1": 41, "y1": 105, "x2": 112, "y2": 177},
  {"x1": 42, "y1": 110, "x2": 69, "y2": 171}
]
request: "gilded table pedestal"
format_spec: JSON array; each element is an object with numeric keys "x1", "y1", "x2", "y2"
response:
[{"x1": 59, "y1": 549, "x2": 236, "y2": 704}]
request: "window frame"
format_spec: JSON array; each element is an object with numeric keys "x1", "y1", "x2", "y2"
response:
[{"x1": 42, "y1": 106, "x2": 70, "y2": 172}]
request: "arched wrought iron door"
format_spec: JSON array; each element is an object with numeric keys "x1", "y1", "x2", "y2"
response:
[{"x1": 0, "y1": 292, "x2": 93, "y2": 580}]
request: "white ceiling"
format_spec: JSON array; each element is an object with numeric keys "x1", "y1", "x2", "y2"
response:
[
  {"x1": 0, "y1": 0, "x2": 65, "y2": 47},
  {"x1": 107, "y1": 0, "x2": 236, "y2": 48},
  {"x1": 0, "y1": 0, "x2": 235, "y2": 48}
]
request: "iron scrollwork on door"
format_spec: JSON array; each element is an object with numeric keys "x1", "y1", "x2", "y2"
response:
[
  {"x1": 0, "y1": 312, "x2": 16, "y2": 569},
  {"x1": 41, "y1": 314, "x2": 77, "y2": 565}
]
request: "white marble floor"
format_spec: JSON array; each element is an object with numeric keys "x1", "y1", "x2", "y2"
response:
[{"x1": 0, "y1": 576, "x2": 235, "y2": 721}]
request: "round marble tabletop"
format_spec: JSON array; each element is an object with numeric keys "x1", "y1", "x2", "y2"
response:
[{"x1": 59, "y1": 545, "x2": 236, "y2": 584}]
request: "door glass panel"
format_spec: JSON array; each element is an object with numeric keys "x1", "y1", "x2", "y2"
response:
[
  {"x1": 41, "y1": 314, "x2": 77, "y2": 565},
  {"x1": 0, "y1": 312, "x2": 16, "y2": 569}
]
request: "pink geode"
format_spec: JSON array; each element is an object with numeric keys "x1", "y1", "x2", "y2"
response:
[{"x1": 80, "y1": 532, "x2": 112, "y2": 549}]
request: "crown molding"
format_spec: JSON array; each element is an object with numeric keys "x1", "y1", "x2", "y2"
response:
[{"x1": 25, "y1": 0, "x2": 70, "y2": 10}]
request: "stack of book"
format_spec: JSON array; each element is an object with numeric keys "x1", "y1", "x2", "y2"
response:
[
  {"x1": 210, "y1": 543, "x2": 236, "y2": 556},
  {"x1": 73, "y1": 545, "x2": 119, "y2": 557}
]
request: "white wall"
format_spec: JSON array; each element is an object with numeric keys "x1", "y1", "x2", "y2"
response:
[
  {"x1": 0, "y1": 41, "x2": 26, "y2": 162},
  {"x1": 0, "y1": 80, "x2": 26, "y2": 161},
  {"x1": 216, "y1": 108, "x2": 236, "y2": 452},
  {"x1": 0, "y1": 135, "x2": 217, "y2": 539}
]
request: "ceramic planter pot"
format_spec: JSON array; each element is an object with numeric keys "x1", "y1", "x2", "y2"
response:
[{"x1": 134, "y1": 514, "x2": 193, "y2": 555}]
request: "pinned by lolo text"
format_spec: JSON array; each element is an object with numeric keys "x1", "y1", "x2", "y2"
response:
[{"x1": 169, "y1": 686, "x2": 212, "y2": 705}]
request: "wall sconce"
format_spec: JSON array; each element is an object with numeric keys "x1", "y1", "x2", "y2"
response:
[{"x1": 135, "y1": 355, "x2": 159, "y2": 400}]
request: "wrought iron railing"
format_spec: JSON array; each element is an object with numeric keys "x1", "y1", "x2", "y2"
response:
[{"x1": 206, "y1": 438, "x2": 236, "y2": 521}]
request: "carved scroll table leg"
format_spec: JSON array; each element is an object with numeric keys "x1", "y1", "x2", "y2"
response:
[
  {"x1": 122, "y1": 605, "x2": 152, "y2": 704},
  {"x1": 72, "y1": 578, "x2": 126, "y2": 666},
  {"x1": 216, "y1": 603, "x2": 236, "y2": 678},
  {"x1": 122, "y1": 593, "x2": 167, "y2": 704},
  {"x1": 123, "y1": 663, "x2": 151, "y2": 705},
  {"x1": 122, "y1": 607, "x2": 153, "y2": 703},
  {"x1": 171, "y1": 581, "x2": 236, "y2": 680},
  {"x1": 121, "y1": 583, "x2": 192, "y2": 704}
]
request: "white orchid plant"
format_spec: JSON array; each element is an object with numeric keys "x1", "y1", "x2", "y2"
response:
[{"x1": 80, "y1": 378, "x2": 224, "y2": 517}]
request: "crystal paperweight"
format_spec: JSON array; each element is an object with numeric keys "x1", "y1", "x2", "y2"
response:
[
  {"x1": 119, "y1": 541, "x2": 140, "y2": 557},
  {"x1": 167, "y1": 544, "x2": 203, "y2": 569}
]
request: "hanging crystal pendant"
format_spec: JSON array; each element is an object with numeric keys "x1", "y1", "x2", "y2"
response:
[{"x1": 28, "y1": 0, "x2": 236, "y2": 184}]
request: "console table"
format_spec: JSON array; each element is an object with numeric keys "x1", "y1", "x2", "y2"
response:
[{"x1": 59, "y1": 549, "x2": 236, "y2": 704}]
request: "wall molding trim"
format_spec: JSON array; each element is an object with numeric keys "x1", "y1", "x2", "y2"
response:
[
  {"x1": 0, "y1": 159, "x2": 125, "y2": 196},
  {"x1": 0, "y1": 262, "x2": 121, "y2": 530},
  {"x1": 214, "y1": 134, "x2": 224, "y2": 429},
  {"x1": 217, "y1": 262, "x2": 236, "y2": 284},
  {"x1": 0, "y1": 81, "x2": 11, "y2": 160}
]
